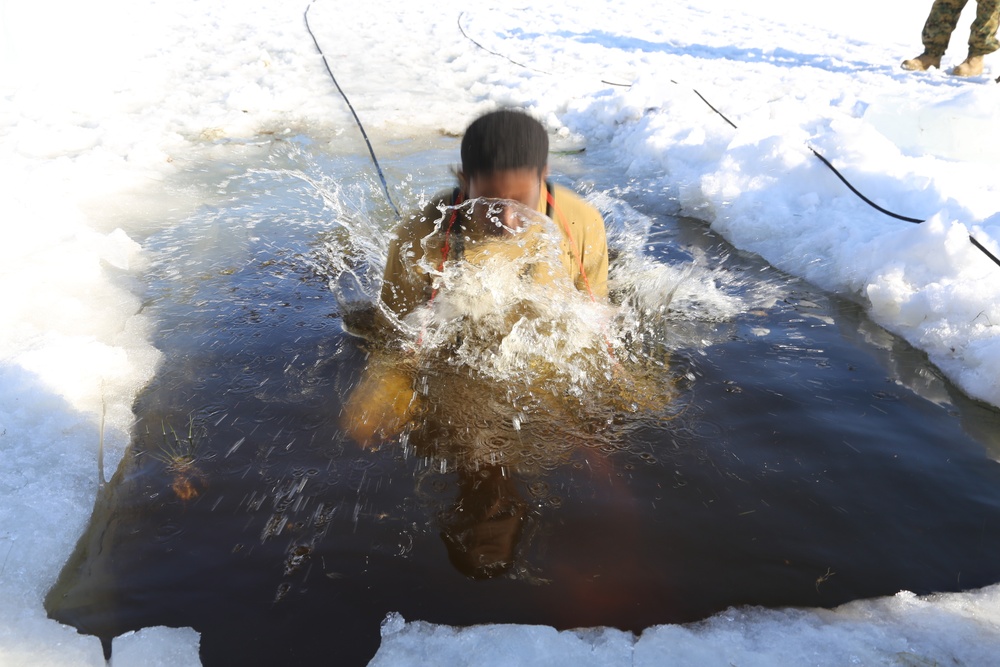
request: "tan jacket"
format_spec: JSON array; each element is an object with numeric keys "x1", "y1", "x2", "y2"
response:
[{"x1": 380, "y1": 182, "x2": 608, "y2": 317}]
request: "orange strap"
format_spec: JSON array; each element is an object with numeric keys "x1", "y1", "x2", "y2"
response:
[
  {"x1": 429, "y1": 190, "x2": 465, "y2": 306},
  {"x1": 417, "y1": 192, "x2": 464, "y2": 348}
]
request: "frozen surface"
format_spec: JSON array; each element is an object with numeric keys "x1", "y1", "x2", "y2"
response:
[
  {"x1": 2, "y1": 0, "x2": 1000, "y2": 664},
  {"x1": 375, "y1": 585, "x2": 1000, "y2": 666}
]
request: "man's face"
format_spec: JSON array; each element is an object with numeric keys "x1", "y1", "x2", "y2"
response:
[
  {"x1": 461, "y1": 167, "x2": 547, "y2": 235},
  {"x1": 465, "y1": 167, "x2": 545, "y2": 206}
]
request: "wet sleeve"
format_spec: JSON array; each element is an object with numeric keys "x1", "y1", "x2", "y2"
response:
[
  {"x1": 380, "y1": 228, "x2": 411, "y2": 314},
  {"x1": 341, "y1": 351, "x2": 418, "y2": 447},
  {"x1": 379, "y1": 199, "x2": 445, "y2": 317},
  {"x1": 380, "y1": 225, "x2": 424, "y2": 317},
  {"x1": 580, "y1": 206, "x2": 609, "y2": 299}
]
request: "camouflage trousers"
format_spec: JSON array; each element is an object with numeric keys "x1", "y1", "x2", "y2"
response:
[{"x1": 921, "y1": 0, "x2": 1000, "y2": 56}]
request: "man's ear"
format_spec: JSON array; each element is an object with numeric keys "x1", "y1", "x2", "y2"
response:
[
  {"x1": 540, "y1": 166, "x2": 550, "y2": 182},
  {"x1": 457, "y1": 170, "x2": 468, "y2": 194}
]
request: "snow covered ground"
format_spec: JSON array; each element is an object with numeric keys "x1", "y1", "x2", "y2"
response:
[{"x1": 2, "y1": 0, "x2": 1000, "y2": 664}]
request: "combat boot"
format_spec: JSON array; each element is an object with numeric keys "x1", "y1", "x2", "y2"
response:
[
  {"x1": 951, "y1": 55, "x2": 984, "y2": 76},
  {"x1": 901, "y1": 53, "x2": 941, "y2": 71}
]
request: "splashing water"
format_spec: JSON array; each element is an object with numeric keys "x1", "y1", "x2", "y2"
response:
[{"x1": 305, "y1": 170, "x2": 782, "y2": 474}]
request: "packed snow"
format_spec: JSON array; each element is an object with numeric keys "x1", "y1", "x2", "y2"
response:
[{"x1": 2, "y1": 0, "x2": 999, "y2": 664}]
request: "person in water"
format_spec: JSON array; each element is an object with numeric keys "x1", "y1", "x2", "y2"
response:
[
  {"x1": 343, "y1": 108, "x2": 611, "y2": 445},
  {"x1": 340, "y1": 109, "x2": 614, "y2": 579},
  {"x1": 380, "y1": 108, "x2": 609, "y2": 318}
]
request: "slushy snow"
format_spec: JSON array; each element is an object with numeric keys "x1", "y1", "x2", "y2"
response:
[{"x1": 2, "y1": 0, "x2": 999, "y2": 664}]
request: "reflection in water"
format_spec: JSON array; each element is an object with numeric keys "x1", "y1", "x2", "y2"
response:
[{"x1": 439, "y1": 465, "x2": 527, "y2": 579}]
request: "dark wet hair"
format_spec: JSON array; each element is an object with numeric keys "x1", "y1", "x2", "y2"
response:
[{"x1": 460, "y1": 109, "x2": 548, "y2": 178}]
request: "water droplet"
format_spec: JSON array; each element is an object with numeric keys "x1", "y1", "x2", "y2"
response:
[
  {"x1": 273, "y1": 582, "x2": 291, "y2": 603},
  {"x1": 154, "y1": 521, "x2": 184, "y2": 542},
  {"x1": 527, "y1": 481, "x2": 549, "y2": 498},
  {"x1": 283, "y1": 545, "x2": 312, "y2": 575}
]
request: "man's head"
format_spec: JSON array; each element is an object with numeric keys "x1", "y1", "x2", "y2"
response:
[{"x1": 459, "y1": 109, "x2": 549, "y2": 210}]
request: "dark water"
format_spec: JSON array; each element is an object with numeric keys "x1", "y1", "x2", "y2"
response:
[{"x1": 46, "y1": 139, "x2": 1000, "y2": 666}]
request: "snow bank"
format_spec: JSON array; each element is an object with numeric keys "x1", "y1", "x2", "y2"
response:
[{"x1": 374, "y1": 584, "x2": 1000, "y2": 666}]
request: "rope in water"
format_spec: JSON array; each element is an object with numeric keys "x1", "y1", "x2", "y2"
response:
[
  {"x1": 304, "y1": 1, "x2": 401, "y2": 218},
  {"x1": 455, "y1": 12, "x2": 1000, "y2": 270}
]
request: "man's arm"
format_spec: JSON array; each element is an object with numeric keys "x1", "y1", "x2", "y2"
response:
[
  {"x1": 551, "y1": 184, "x2": 609, "y2": 299},
  {"x1": 379, "y1": 197, "x2": 450, "y2": 318}
]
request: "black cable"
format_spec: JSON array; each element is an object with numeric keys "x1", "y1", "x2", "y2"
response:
[
  {"x1": 804, "y1": 149, "x2": 998, "y2": 269},
  {"x1": 691, "y1": 89, "x2": 738, "y2": 130},
  {"x1": 807, "y1": 148, "x2": 924, "y2": 224},
  {"x1": 304, "y1": 1, "x2": 401, "y2": 218},
  {"x1": 453, "y1": 9, "x2": 1000, "y2": 270},
  {"x1": 970, "y1": 234, "x2": 1000, "y2": 269},
  {"x1": 457, "y1": 12, "x2": 548, "y2": 76},
  {"x1": 686, "y1": 85, "x2": 1000, "y2": 270},
  {"x1": 457, "y1": 11, "x2": 630, "y2": 88}
]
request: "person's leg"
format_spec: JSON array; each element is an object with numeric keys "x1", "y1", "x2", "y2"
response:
[
  {"x1": 968, "y1": 0, "x2": 1000, "y2": 54},
  {"x1": 923, "y1": 0, "x2": 971, "y2": 55},
  {"x1": 904, "y1": 0, "x2": 970, "y2": 69},
  {"x1": 952, "y1": 0, "x2": 1000, "y2": 74}
]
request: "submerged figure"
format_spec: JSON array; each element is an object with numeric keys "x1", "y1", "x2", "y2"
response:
[{"x1": 901, "y1": 0, "x2": 1000, "y2": 76}]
